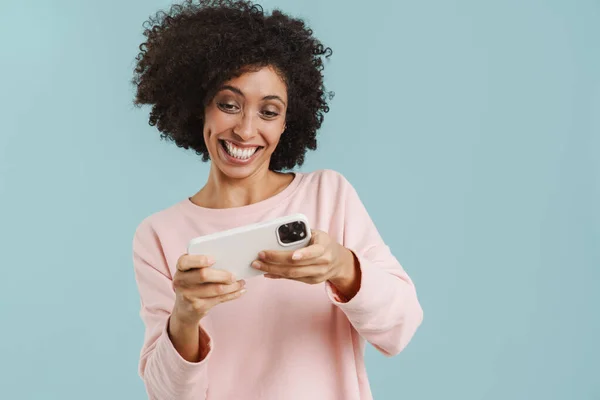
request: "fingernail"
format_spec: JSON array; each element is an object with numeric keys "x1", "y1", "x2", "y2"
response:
[
  {"x1": 207, "y1": 256, "x2": 215, "y2": 264},
  {"x1": 258, "y1": 252, "x2": 266, "y2": 260},
  {"x1": 292, "y1": 252, "x2": 302, "y2": 260},
  {"x1": 240, "y1": 289, "x2": 247, "y2": 295},
  {"x1": 252, "y1": 261, "x2": 262, "y2": 269},
  {"x1": 230, "y1": 273, "x2": 237, "y2": 282}
]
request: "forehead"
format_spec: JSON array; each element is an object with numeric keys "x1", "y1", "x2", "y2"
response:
[{"x1": 222, "y1": 66, "x2": 288, "y2": 100}]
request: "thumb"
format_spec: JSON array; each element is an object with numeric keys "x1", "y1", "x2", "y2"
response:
[{"x1": 310, "y1": 229, "x2": 326, "y2": 244}]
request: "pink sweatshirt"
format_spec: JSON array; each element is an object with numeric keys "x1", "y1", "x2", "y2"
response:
[{"x1": 132, "y1": 169, "x2": 423, "y2": 400}]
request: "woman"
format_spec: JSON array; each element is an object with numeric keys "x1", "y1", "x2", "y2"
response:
[{"x1": 131, "y1": 1, "x2": 423, "y2": 399}]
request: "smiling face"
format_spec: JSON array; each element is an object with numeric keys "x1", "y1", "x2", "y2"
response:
[{"x1": 202, "y1": 66, "x2": 288, "y2": 180}]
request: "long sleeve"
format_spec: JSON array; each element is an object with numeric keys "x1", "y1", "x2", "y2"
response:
[
  {"x1": 326, "y1": 175, "x2": 424, "y2": 356},
  {"x1": 132, "y1": 220, "x2": 212, "y2": 400}
]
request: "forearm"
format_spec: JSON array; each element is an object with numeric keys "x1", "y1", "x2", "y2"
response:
[
  {"x1": 141, "y1": 316, "x2": 212, "y2": 400},
  {"x1": 133, "y1": 227, "x2": 212, "y2": 400},
  {"x1": 168, "y1": 314, "x2": 210, "y2": 363},
  {"x1": 328, "y1": 247, "x2": 361, "y2": 301},
  {"x1": 328, "y1": 251, "x2": 423, "y2": 356}
]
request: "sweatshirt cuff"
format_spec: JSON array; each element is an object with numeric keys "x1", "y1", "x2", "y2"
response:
[
  {"x1": 325, "y1": 253, "x2": 392, "y2": 317},
  {"x1": 153, "y1": 317, "x2": 213, "y2": 384}
]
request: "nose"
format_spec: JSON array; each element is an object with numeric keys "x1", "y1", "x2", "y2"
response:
[{"x1": 233, "y1": 112, "x2": 256, "y2": 141}]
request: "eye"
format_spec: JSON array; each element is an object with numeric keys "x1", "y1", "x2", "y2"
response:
[
  {"x1": 261, "y1": 110, "x2": 280, "y2": 119},
  {"x1": 217, "y1": 102, "x2": 239, "y2": 113}
]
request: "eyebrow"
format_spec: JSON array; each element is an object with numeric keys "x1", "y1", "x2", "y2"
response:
[{"x1": 218, "y1": 85, "x2": 287, "y2": 107}]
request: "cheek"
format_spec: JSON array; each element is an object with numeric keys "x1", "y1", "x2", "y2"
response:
[
  {"x1": 263, "y1": 123, "x2": 285, "y2": 147},
  {"x1": 204, "y1": 111, "x2": 234, "y2": 138}
]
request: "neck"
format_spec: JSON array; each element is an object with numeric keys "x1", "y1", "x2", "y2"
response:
[{"x1": 192, "y1": 165, "x2": 294, "y2": 209}]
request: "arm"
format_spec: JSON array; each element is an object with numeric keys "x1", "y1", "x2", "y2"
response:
[
  {"x1": 168, "y1": 315, "x2": 211, "y2": 363},
  {"x1": 132, "y1": 222, "x2": 212, "y2": 400},
  {"x1": 326, "y1": 176, "x2": 424, "y2": 356}
]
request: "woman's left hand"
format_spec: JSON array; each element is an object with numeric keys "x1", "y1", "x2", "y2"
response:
[{"x1": 252, "y1": 230, "x2": 361, "y2": 299}]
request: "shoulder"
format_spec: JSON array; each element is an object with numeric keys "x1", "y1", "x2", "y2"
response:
[
  {"x1": 132, "y1": 200, "x2": 187, "y2": 247},
  {"x1": 295, "y1": 169, "x2": 361, "y2": 213},
  {"x1": 299, "y1": 168, "x2": 354, "y2": 191}
]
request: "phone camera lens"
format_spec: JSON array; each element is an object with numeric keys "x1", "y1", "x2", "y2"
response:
[
  {"x1": 278, "y1": 221, "x2": 306, "y2": 244},
  {"x1": 278, "y1": 224, "x2": 292, "y2": 243}
]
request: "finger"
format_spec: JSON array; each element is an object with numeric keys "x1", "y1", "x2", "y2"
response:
[
  {"x1": 178, "y1": 267, "x2": 237, "y2": 285},
  {"x1": 264, "y1": 270, "x2": 327, "y2": 284},
  {"x1": 263, "y1": 274, "x2": 282, "y2": 279},
  {"x1": 290, "y1": 244, "x2": 326, "y2": 262},
  {"x1": 177, "y1": 254, "x2": 215, "y2": 271},
  {"x1": 189, "y1": 280, "x2": 246, "y2": 298},
  {"x1": 207, "y1": 286, "x2": 247, "y2": 307},
  {"x1": 259, "y1": 246, "x2": 325, "y2": 266},
  {"x1": 309, "y1": 229, "x2": 324, "y2": 244},
  {"x1": 253, "y1": 261, "x2": 326, "y2": 279},
  {"x1": 258, "y1": 250, "x2": 294, "y2": 265}
]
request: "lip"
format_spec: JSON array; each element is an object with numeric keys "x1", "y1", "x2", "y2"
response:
[
  {"x1": 218, "y1": 140, "x2": 263, "y2": 165},
  {"x1": 220, "y1": 139, "x2": 263, "y2": 149}
]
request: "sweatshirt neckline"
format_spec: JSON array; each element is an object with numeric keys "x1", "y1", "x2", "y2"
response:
[{"x1": 178, "y1": 172, "x2": 305, "y2": 219}]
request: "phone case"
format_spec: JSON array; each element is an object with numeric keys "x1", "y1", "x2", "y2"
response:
[{"x1": 186, "y1": 213, "x2": 312, "y2": 280}]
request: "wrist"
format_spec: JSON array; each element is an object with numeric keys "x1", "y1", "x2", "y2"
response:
[
  {"x1": 329, "y1": 247, "x2": 361, "y2": 301},
  {"x1": 168, "y1": 310, "x2": 210, "y2": 363},
  {"x1": 171, "y1": 304, "x2": 202, "y2": 328}
]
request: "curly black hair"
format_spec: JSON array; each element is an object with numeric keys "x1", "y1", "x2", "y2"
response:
[{"x1": 132, "y1": 0, "x2": 334, "y2": 171}]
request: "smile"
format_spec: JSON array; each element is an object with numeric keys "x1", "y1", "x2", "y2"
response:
[{"x1": 219, "y1": 140, "x2": 263, "y2": 161}]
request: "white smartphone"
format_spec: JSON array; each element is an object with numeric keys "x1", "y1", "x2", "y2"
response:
[{"x1": 187, "y1": 213, "x2": 312, "y2": 280}]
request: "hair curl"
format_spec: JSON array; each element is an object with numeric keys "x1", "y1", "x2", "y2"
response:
[{"x1": 132, "y1": 0, "x2": 334, "y2": 171}]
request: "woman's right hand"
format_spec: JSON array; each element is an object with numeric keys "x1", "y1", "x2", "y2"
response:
[{"x1": 171, "y1": 254, "x2": 246, "y2": 325}]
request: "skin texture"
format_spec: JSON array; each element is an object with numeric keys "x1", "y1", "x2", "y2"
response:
[
  {"x1": 256, "y1": 229, "x2": 362, "y2": 301},
  {"x1": 192, "y1": 66, "x2": 294, "y2": 208}
]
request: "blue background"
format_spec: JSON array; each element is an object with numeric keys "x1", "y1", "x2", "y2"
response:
[{"x1": 1, "y1": 0, "x2": 598, "y2": 399}]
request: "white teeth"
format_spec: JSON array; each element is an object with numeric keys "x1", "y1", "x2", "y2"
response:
[{"x1": 224, "y1": 141, "x2": 258, "y2": 160}]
